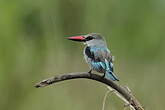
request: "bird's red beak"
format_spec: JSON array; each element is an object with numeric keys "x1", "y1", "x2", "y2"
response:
[{"x1": 67, "y1": 36, "x2": 86, "y2": 42}]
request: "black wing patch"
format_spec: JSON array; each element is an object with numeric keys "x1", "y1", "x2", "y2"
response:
[{"x1": 85, "y1": 46, "x2": 94, "y2": 59}]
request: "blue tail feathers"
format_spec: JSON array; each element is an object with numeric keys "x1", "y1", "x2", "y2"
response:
[
  {"x1": 105, "y1": 71, "x2": 119, "y2": 81},
  {"x1": 104, "y1": 59, "x2": 119, "y2": 81}
]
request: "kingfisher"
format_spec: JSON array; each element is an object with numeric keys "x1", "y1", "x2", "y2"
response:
[{"x1": 67, "y1": 33, "x2": 119, "y2": 81}]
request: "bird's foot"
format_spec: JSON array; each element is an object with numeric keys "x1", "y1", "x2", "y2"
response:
[
  {"x1": 102, "y1": 73, "x2": 105, "y2": 78},
  {"x1": 88, "y1": 69, "x2": 92, "y2": 76}
]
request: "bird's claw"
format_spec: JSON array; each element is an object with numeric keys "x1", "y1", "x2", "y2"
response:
[
  {"x1": 88, "y1": 69, "x2": 92, "y2": 76},
  {"x1": 102, "y1": 73, "x2": 105, "y2": 78}
]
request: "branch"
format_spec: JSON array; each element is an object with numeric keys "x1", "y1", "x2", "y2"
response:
[{"x1": 34, "y1": 72, "x2": 144, "y2": 110}]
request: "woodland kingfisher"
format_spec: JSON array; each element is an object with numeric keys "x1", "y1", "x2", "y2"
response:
[{"x1": 67, "y1": 33, "x2": 119, "y2": 81}]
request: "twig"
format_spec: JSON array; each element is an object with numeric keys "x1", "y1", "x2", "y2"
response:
[
  {"x1": 34, "y1": 72, "x2": 144, "y2": 110},
  {"x1": 107, "y1": 86, "x2": 135, "y2": 110},
  {"x1": 102, "y1": 90, "x2": 111, "y2": 110}
]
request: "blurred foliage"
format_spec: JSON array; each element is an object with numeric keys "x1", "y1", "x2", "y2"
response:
[{"x1": 0, "y1": 0, "x2": 165, "y2": 110}]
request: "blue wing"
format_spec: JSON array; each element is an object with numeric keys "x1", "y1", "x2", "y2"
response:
[{"x1": 85, "y1": 46, "x2": 119, "y2": 81}]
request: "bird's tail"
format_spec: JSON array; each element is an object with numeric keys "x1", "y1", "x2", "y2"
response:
[
  {"x1": 105, "y1": 71, "x2": 119, "y2": 81},
  {"x1": 104, "y1": 59, "x2": 119, "y2": 81}
]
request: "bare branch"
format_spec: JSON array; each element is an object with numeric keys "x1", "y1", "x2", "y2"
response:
[{"x1": 34, "y1": 72, "x2": 144, "y2": 110}]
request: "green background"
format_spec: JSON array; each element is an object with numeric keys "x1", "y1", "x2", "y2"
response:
[{"x1": 0, "y1": 0, "x2": 165, "y2": 110}]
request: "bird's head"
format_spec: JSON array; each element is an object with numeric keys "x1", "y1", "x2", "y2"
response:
[{"x1": 67, "y1": 33, "x2": 106, "y2": 46}]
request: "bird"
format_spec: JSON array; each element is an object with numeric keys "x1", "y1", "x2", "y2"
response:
[{"x1": 67, "y1": 33, "x2": 119, "y2": 81}]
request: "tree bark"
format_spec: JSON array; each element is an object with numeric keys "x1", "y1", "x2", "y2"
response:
[{"x1": 35, "y1": 72, "x2": 144, "y2": 110}]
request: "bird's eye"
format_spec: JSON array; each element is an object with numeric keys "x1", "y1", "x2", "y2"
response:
[{"x1": 86, "y1": 36, "x2": 94, "y2": 41}]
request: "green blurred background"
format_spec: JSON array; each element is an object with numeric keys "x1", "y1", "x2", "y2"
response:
[{"x1": 0, "y1": 0, "x2": 165, "y2": 110}]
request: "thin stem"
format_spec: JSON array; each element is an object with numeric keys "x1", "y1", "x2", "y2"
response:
[{"x1": 34, "y1": 72, "x2": 144, "y2": 110}]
